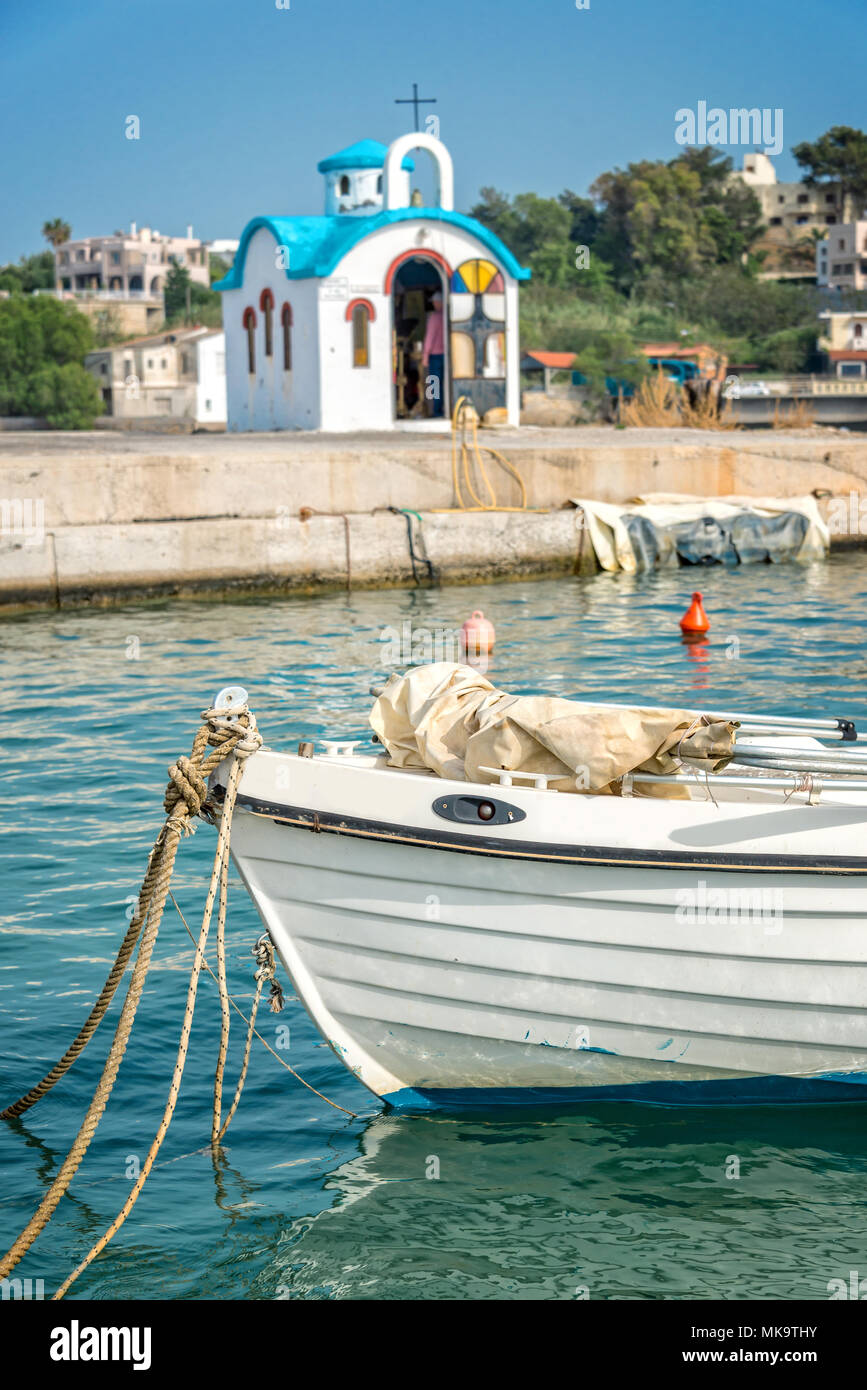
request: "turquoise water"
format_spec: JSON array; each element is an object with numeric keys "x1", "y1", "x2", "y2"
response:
[{"x1": 3, "y1": 555, "x2": 867, "y2": 1301}]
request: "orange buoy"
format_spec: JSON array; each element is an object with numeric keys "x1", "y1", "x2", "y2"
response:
[
  {"x1": 680, "y1": 592, "x2": 710, "y2": 633},
  {"x1": 461, "y1": 609, "x2": 495, "y2": 656}
]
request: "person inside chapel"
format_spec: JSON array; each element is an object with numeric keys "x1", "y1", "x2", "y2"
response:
[{"x1": 421, "y1": 290, "x2": 445, "y2": 418}]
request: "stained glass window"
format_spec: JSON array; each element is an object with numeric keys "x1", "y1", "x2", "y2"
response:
[{"x1": 450, "y1": 260, "x2": 503, "y2": 294}]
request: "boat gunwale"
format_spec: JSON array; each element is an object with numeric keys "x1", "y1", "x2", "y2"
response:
[{"x1": 224, "y1": 789, "x2": 867, "y2": 875}]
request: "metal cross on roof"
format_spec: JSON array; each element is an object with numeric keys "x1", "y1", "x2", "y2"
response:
[{"x1": 394, "y1": 82, "x2": 437, "y2": 132}]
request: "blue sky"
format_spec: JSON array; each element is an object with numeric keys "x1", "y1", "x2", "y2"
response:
[{"x1": 0, "y1": 0, "x2": 862, "y2": 262}]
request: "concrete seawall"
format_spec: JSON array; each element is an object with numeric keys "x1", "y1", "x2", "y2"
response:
[{"x1": 1, "y1": 426, "x2": 865, "y2": 611}]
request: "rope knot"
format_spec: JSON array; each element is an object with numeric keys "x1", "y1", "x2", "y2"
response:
[
  {"x1": 202, "y1": 705, "x2": 264, "y2": 763},
  {"x1": 252, "y1": 934, "x2": 284, "y2": 1013},
  {"x1": 164, "y1": 755, "x2": 207, "y2": 819}
]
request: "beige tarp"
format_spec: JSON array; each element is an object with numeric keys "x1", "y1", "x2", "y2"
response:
[
  {"x1": 370, "y1": 663, "x2": 736, "y2": 799},
  {"x1": 573, "y1": 493, "x2": 829, "y2": 572}
]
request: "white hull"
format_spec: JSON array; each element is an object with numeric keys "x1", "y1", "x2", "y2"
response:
[{"x1": 221, "y1": 747, "x2": 867, "y2": 1109}]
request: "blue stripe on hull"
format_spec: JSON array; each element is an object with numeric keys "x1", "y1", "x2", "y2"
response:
[{"x1": 382, "y1": 1072, "x2": 867, "y2": 1112}]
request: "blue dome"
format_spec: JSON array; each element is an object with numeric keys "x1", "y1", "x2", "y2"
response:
[{"x1": 317, "y1": 139, "x2": 415, "y2": 174}]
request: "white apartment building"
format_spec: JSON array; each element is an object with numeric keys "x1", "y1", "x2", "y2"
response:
[
  {"x1": 734, "y1": 152, "x2": 848, "y2": 278},
  {"x1": 207, "y1": 239, "x2": 240, "y2": 262},
  {"x1": 739, "y1": 152, "x2": 846, "y2": 227},
  {"x1": 816, "y1": 222, "x2": 867, "y2": 293},
  {"x1": 85, "y1": 326, "x2": 226, "y2": 425},
  {"x1": 55, "y1": 222, "x2": 210, "y2": 296}
]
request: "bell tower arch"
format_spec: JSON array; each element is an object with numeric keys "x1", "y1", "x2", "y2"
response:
[{"x1": 383, "y1": 133, "x2": 454, "y2": 212}]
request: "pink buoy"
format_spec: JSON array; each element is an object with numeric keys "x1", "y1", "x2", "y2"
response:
[{"x1": 461, "y1": 609, "x2": 495, "y2": 656}]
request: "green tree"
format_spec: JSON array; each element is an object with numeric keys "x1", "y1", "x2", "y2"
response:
[
  {"x1": 209, "y1": 253, "x2": 231, "y2": 284},
  {"x1": 591, "y1": 149, "x2": 763, "y2": 291},
  {"x1": 793, "y1": 126, "x2": 867, "y2": 217},
  {"x1": 753, "y1": 325, "x2": 818, "y2": 374},
  {"x1": 509, "y1": 194, "x2": 572, "y2": 261},
  {"x1": 468, "y1": 187, "x2": 519, "y2": 245},
  {"x1": 164, "y1": 260, "x2": 223, "y2": 328},
  {"x1": 164, "y1": 261, "x2": 193, "y2": 320},
  {"x1": 557, "y1": 190, "x2": 601, "y2": 248},
  {"x1": 679, "y1": 147, "x2": 765, "y2": 260},
  {"x1": 0, "y1": 297, "x2": 103, "y2": 428},
  {"x1": 527, "y1": 240, "x2": 575, "y2": 288},
  {"x1": 664, "y1": 266, "x2": 820, "y2": 341},
  {"x1": 42, "y1": 217, "x2": 71, "y2": 248},
  {"x1": 468, "y1": 190, "x2": 574, "y2": 286},
  {"x1": 0, "y1": 250, "x2": 56, "y2": 294},
  {"x1": 25, "y1": 362, "x2": 105, "y2": 429}
]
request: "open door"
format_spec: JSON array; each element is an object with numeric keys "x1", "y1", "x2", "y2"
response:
[{"x1": 392, "y1": 257, "x2": 448, "y2": 420}]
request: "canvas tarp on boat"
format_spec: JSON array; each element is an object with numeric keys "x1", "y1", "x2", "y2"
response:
[
  {"x1": 573, "y1": 493, "x2": 829, "y2": 573},
  {"x1": 370, "y1": 662, "x2": 736, "y2": 798}
]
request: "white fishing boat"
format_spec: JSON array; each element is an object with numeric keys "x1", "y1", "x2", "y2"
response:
[{"x1": 215, "y1": 665, "x2": 867, "y2": 1110}]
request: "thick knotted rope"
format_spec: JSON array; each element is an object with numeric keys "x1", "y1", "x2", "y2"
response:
[
  {"x1": 0, "y1": 700, "x2": 269, "y2": 1292},
  {"x1": 1, "y1": 705, "x2": 253, "y2": 1124},
  {"x1": 2, "y1": 696, "x2": 357, "y2": 1299},
  {"x1": 165, "y1": 754, "x2": 208, "y2": 820}
]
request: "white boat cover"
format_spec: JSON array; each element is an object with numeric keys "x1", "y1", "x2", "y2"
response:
[
  {"x1": 573, "y1": 493, "x2": 829, "y2": 573},
  {"x1": 370, "y1": 662, "x2": 736, "y2": 797}
]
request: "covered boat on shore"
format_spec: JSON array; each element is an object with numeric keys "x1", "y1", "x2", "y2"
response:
[{"x1": 215, "y1": 665, "x2": 867, "y2": 1110}]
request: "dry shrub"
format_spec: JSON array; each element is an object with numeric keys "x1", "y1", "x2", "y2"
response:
[
  {"x1": 771, "y1": 398, "x2": 815, "y2": 429},
  {"x1": 621, "y1": 369, "x2": 739, "y2": 430},
  {"x1": 620, "y1": 371, "x2": 681, "y2": 427},
  {"x1": 681, "y1": 391, "x2": 740, "y2": 431}
]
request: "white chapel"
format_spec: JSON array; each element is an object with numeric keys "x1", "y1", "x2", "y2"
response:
[{"x1": 216, "y1": 133, "x2": 530, "y2": 432}]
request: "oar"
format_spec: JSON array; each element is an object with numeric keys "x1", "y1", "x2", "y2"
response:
[{"x1": 577, "y1": 697, "x2": 866, "y2": 743}]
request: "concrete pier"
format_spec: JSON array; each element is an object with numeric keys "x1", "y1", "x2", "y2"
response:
[{"x1": 1, "y1": 426, "x2": 865, "y2": 611}]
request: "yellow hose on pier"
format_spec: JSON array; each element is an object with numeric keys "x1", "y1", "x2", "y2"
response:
[{"x1": 435, "y1": 396, "x2": 545, "y2": 513}]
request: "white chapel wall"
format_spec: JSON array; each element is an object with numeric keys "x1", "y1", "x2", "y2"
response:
[{"x1": 224, "y1": 227, "x2": 321, "y2": 432}]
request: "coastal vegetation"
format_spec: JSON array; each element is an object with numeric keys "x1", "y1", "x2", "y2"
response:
[
  {"x1": 472, "y1": 128, "x2": 867, "y2": 380},
  {"x1": 163, "y1": 261, "x2": 223, "y2": 330},
  {"x1": 0, "y1": 297, "x2": 103, "y2": 428}
]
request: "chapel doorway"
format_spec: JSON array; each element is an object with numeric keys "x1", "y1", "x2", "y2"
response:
[{"x1": 392, "y1": 258, "x2": 448, "y2": 421}]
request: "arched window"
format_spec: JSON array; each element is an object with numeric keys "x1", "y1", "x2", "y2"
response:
[
  {"x1": 377, "y1": 174, "x2": 383, "y2": 194},
  {"x1": 855, "y1": 323, "x2": 864, "y2": 339},
  {"x1": 242, "y1": 307, "x2": 256, "y2": 374},
  {"x1": 281, "y1": 302, "x2": 293, "y2": 370},
  {"x1": 339, "y1": 175, "x2": 351, "y2": 196},
  {"x1": 346, "y1": 298, "x2": 375, "y2": 368},
  {"x1": 352, "y1": 304, "x2": 369, "y2": 367},
  {"x1": 259, "y1": 288, "x2": 274, "y2": 357}
]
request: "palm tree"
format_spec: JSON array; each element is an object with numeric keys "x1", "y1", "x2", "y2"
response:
[{"x1": 42, "y1": 218, "x2": 71, "y2": 248}]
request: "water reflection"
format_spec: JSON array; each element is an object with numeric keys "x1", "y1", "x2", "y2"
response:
[{"x1": 263, "y1": 1103, "x2": 867, "y2": 1301}]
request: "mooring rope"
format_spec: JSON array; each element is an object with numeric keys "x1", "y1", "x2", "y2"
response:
[
  {"x1": 0, "y1": 696, "x2": 355, "y2": 1299},
  {"x1": 51, "y1": 743, "x2": 250, "y2": 1300},
  {"x1": 169, "y1": 893, "x2": 353, "y2": 1117}
]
